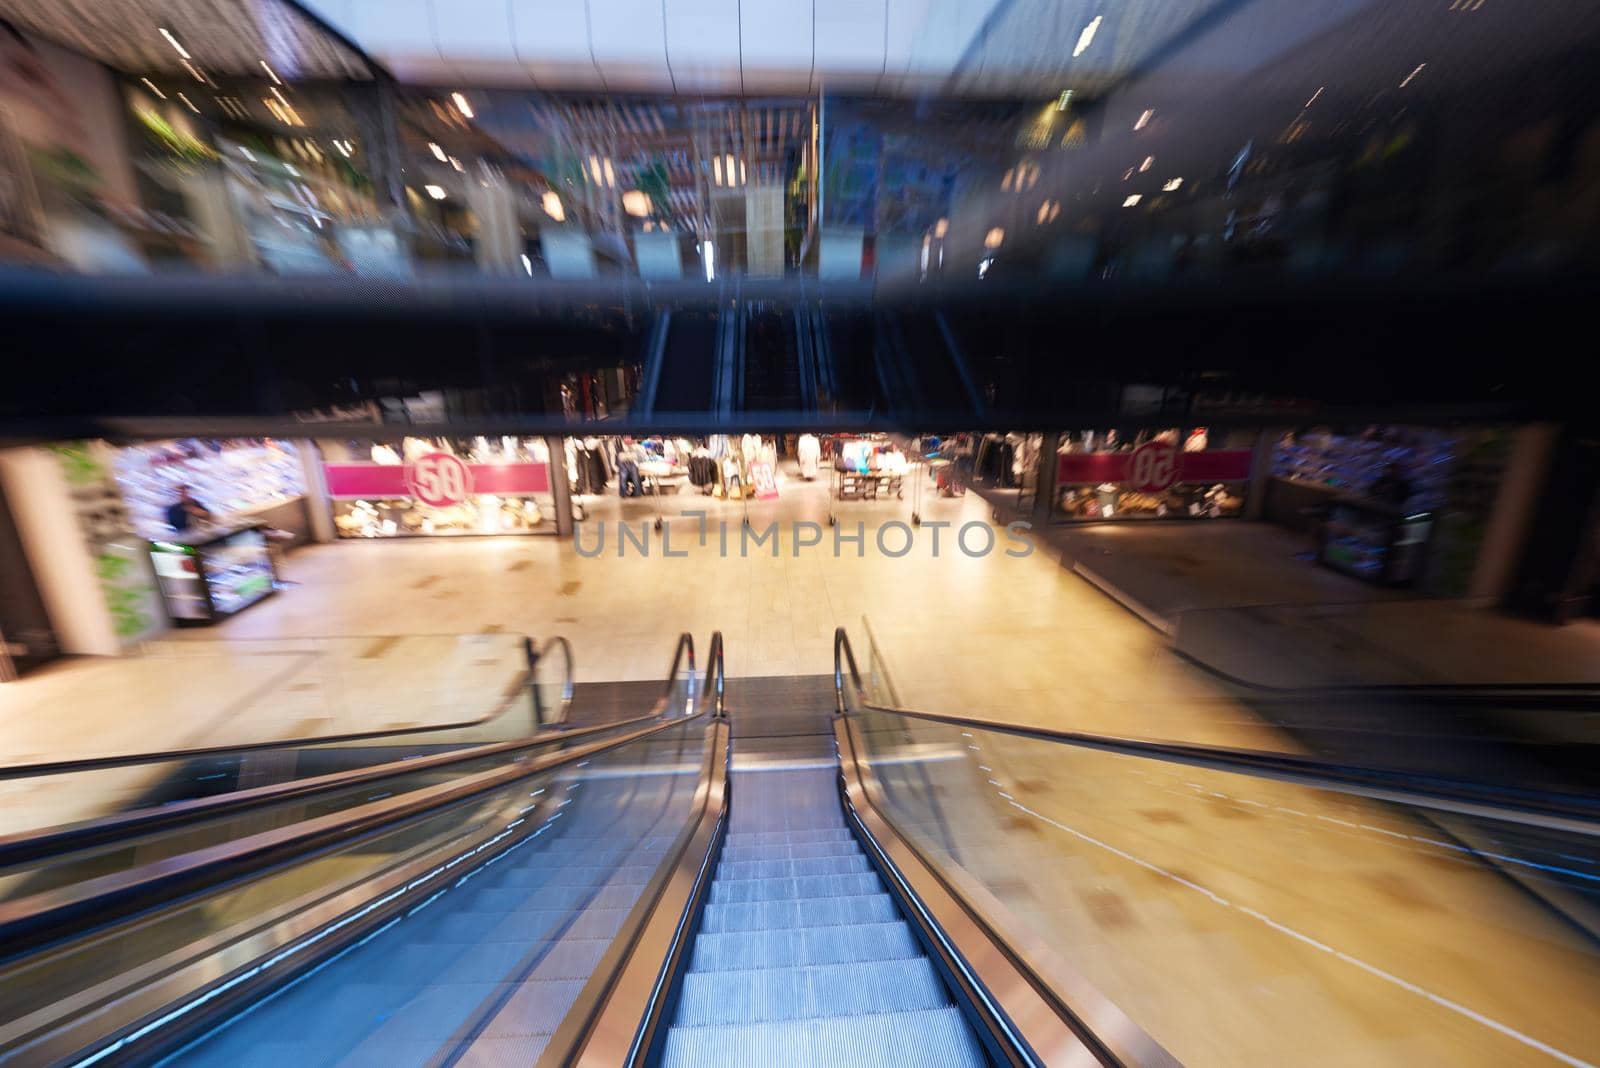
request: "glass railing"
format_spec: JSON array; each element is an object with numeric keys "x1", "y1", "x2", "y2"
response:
[
  {"x1": 0, "y1": 632, "x2": 548, "y2": 843},
  {"x1": 840, "y1": 679, "x2": 1600, "y2": 1067},
  {"x1": 0, "y1": 713, "x2": 712, "y2": 1065}
]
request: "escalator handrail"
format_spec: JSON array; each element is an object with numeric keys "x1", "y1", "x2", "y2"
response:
[
  {"x1": 542, "y1": 632, "x2": 731, "y2": 1067},
  {"x1": 0, "y1": 708, "x2": 708, "y2": 963},
  {"x1": 833, "y1": 628, "x2": 1600, "y2": 833},
  {"x1": 0, "y1": 632, "x2": 690, "y2": 872},
  {"x1": 0, "y1": 633, "x2": 545, "y2": 781},
  {"x1": 536, "y1": 634, "x2": 577, "y2": 725},
  {"x1": 703, "y1": 629, "x2": 725, "y2": 719}
]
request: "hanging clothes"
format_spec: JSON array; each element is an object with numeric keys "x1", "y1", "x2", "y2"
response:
[{"x1": 796, "y1": 434, "x2": 821, "y2": 479}]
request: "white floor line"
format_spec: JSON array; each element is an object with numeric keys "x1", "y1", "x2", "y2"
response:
[{"x1": 1006, "y1": 799, "x2": 1594, "y2": 1068}]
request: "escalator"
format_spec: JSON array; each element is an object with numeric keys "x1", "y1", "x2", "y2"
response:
[
  {"x1": 649, "y1": 308, "x2": 725, "y2": 413},
  {"x1": 6, "y1": 633, "x2": 1600, "y2": 1067},
  {"x1": 879, "y1": 310, "x2": 981, "y2": 419},
  {"x1": 659, "y1": 763, "x2": 985, "y2": 1064},
  {"x1": 739, "y1": 301, "x2": 807, "y2": 412}
]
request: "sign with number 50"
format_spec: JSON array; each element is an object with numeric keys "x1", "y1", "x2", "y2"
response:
[
  {"x1": 407, "y1": 452, "x2": 474, "y2": 507},
  {"x1": 1128, "y1": 441, "x2": 1178, "y2": 492}
]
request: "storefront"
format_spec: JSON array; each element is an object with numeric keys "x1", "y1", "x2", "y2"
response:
[
  {"x1": 320, "y1": 437, "x2": 557, "y2": 537},
  {"x1": 1053, "y1": 428, "x2": 1256, "y2": 521},
  {"x1": 111, "y1": 438, "x2": 311, "y2": 622},
  {"x1": 1264, "y1": 425, "x2": 1497, "y2": 590}
]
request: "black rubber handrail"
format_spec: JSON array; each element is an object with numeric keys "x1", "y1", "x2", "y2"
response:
[
  {"x1": 833, "y1": 628, "x2": 1600, "y2": 831},
  {"x1": 702, "y1": 630, "x2": 725, "y2": 719},
  {"x1": 533, "y1": 635, "x2": 577, "y2": 725},
  {"x1": 0, "y1": 633, "x2": 694, "y2": 870}
]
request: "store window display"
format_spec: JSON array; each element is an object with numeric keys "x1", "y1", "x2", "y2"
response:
[
  {"x1": 110, "y1": 439, "x2": 304, "y2": 623},
  {"x1": 1054, "y1": 428, "x2": 1254, "y2": 520},
  {"x1": 113, "y1": 439, "x2": 306, "y2": 540},
  {"x1": 321, "y1": 437, "x2": 555, "y2": 537}
]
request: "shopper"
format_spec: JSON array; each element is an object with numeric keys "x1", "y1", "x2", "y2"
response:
[{"x1": 165, "y1": 485, "x2": 212, "y2": 533}]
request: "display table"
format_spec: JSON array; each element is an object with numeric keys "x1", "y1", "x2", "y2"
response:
[
  {"x1": 1317, "y1": 497, "x2": 1433, "y2": 587},
  {"x1": 148, "y1": 522, "x2": 278, "y2": 624}
]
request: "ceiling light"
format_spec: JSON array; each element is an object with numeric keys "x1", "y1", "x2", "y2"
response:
[
  {"x1": 140, "y1": 77, "x2": 167, "y2": 100},
  {"x1": 543, "y1": 191, "x2": 564, "y2": 221},
  {"x1": 451, "y1": 92, "x2": 474, "y2": 118},
  {"x1": 1304, "y1": 86, "x2": 1324, "y2": 109},
  {"x1": 425, "y1": 185, "x2": 447, "y2": 200},
  {"x1": 1140, "y1": 155, "x2": 1154, "y2": 172},
  {"x1": 622, "y1": 190, "x2": 652, "y2": 217},
  {"x1": 1036, "y1": 201, "x2": 1051, "y2": 224},
  {"x1": 1163, "y1": 177, "x2": 1183, "y2": 191},
  {"x1": 158, "y1": 27, "x2": 191, "y2": 60},
  {"x1": 180, "y1": 58, "x2": 209, "y2": 85},
  {"x1": 239, "y1": 146, "x2": 256, "y2": 162},
  {"x1": 1056, "y1": 90, "x2": 1074, "y2": 112},
  {"x1": 429, "y1": 142, "x2": 447, "y2": 162},
  {"x1": 1134, "y1": 108, "x2": 1153, "y2": 131},
  {"x1": 521, "y1": 254, "x2": 533, "y2": 276},
  {"x1": 603, "y1": 158, "x2": 616, "y2": 188},
  {"x1": 1399, "y1": 63, "x2": 1425, "y2": 88},
  {"x1": 984, "y1": 227, "x2": 1005, "y2": 250},
  {"x1": 934, "y1": 218, "x2": 949, "y2": 238},
  {"x1": 1122, "y1": 194, "x2": 1141, "y2": 207},
  {"x1": 740, "y1": 159, "x2": 746, "y2": 184},
  {"x1": 260, "y1": 60, "x2": 282, "y2": 86},
  {"x1": 713, "y1": 155, "x2": 723, "y2": 186},
  {"x1": 284, "y1": 163, "x2": 299, "y2": 176},
  {"x1": 450, "y1": 157, "x2": 464, "y2": 172},
  {"x1": 1073, "y1": 15, "x2": 1102, "y2": 58},
  {"x1": 725, "y1": 154, "x2": 737, "y2": 186},
  {"x1": 702, "y1": 241, "x2": 715, "y2": 282},
  {"x1": 176, "y1": 92, "x2": 200, "y2": 114}
]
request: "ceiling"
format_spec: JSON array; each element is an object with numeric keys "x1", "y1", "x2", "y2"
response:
[
  {"x1": 0, "y1": 0, "x2": 372, "y2": 80},
  {"x1": 296, "y1": 0, "x2": 1239, "y2": 96}
]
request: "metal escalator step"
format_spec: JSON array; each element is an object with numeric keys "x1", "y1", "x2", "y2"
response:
[
  {"x1": 719, "y1": 839, "x2": 863, "y2": 864},
  {"x1": 716, "y1": 853, "x2": 872, "y2": 880},
  {"x1": 709, "y1": 872, "x2": 884, "y2": 904},
  {"x1": 673, "y1": 958, "x2": 950, "y2": 1027},
  {"x1": 724, "y1": 827, "x2": 854, "y2": 848},
  {"x1": 660, "y1": 1007, "x2": 985, "y2": 1068},
  {"x1": 688, "y1": 921, "x2": 920, "y2": 972},
  {"x1": 699, "y1": 893, "x2": 899, "y2": 933}
]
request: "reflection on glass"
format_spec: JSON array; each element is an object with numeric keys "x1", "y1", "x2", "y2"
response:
[{"x1": 847, "y1": 699, "x2": 1600, "y2": 1067}]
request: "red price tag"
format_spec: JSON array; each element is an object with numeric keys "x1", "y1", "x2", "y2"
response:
[{"x1": 749, "y1": 461, "x2": 779, "y2": 500}]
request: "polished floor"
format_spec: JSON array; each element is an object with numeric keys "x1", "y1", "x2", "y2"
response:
[{"x1": 4, "y1": 463, "x2": 1596, "y2": 1067}]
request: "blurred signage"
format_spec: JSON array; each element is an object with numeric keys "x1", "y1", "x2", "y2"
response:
[
  {"x1": 407, "y1": 453, "x2": 473, "y2": 507},
  {"x1": 323, "y1": 460, "x2": 549, "y2": 501},
  {"x1": 1128, "y1": 441, "x2": 1178, "y2": 491},
  {"x1": 1058, "y1": 449, "x2": 1252, "y2": 486},
  {"x1": 749, "y1": 461, "x2": 779, "y2": 500}
]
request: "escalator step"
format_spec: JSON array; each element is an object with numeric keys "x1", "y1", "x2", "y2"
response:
[
  {"x1": 719, "y1": 838, "x2": 863, "y2": 864},
  {"x1": 716, "y1": 853, "x2": 872, "y2": 880},
  {"x1": 699, "y1": 893, "x2": 899, "y2": 933},
  {"x1": 659, "y1": 1007, "x2": 985, "y2": 1068},
  {"x1": 688, "y1": 921, "x2": 920, "y2": 972},
  {"x1": 724, "y1": 827, "x2": 854, "y2": 848},
  {"x1": 709, "y1": 872, "x2": 885, "y2": 904},
  {"x1": 674, "y1": 957, "x2": 948, "y2": 1027}
]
